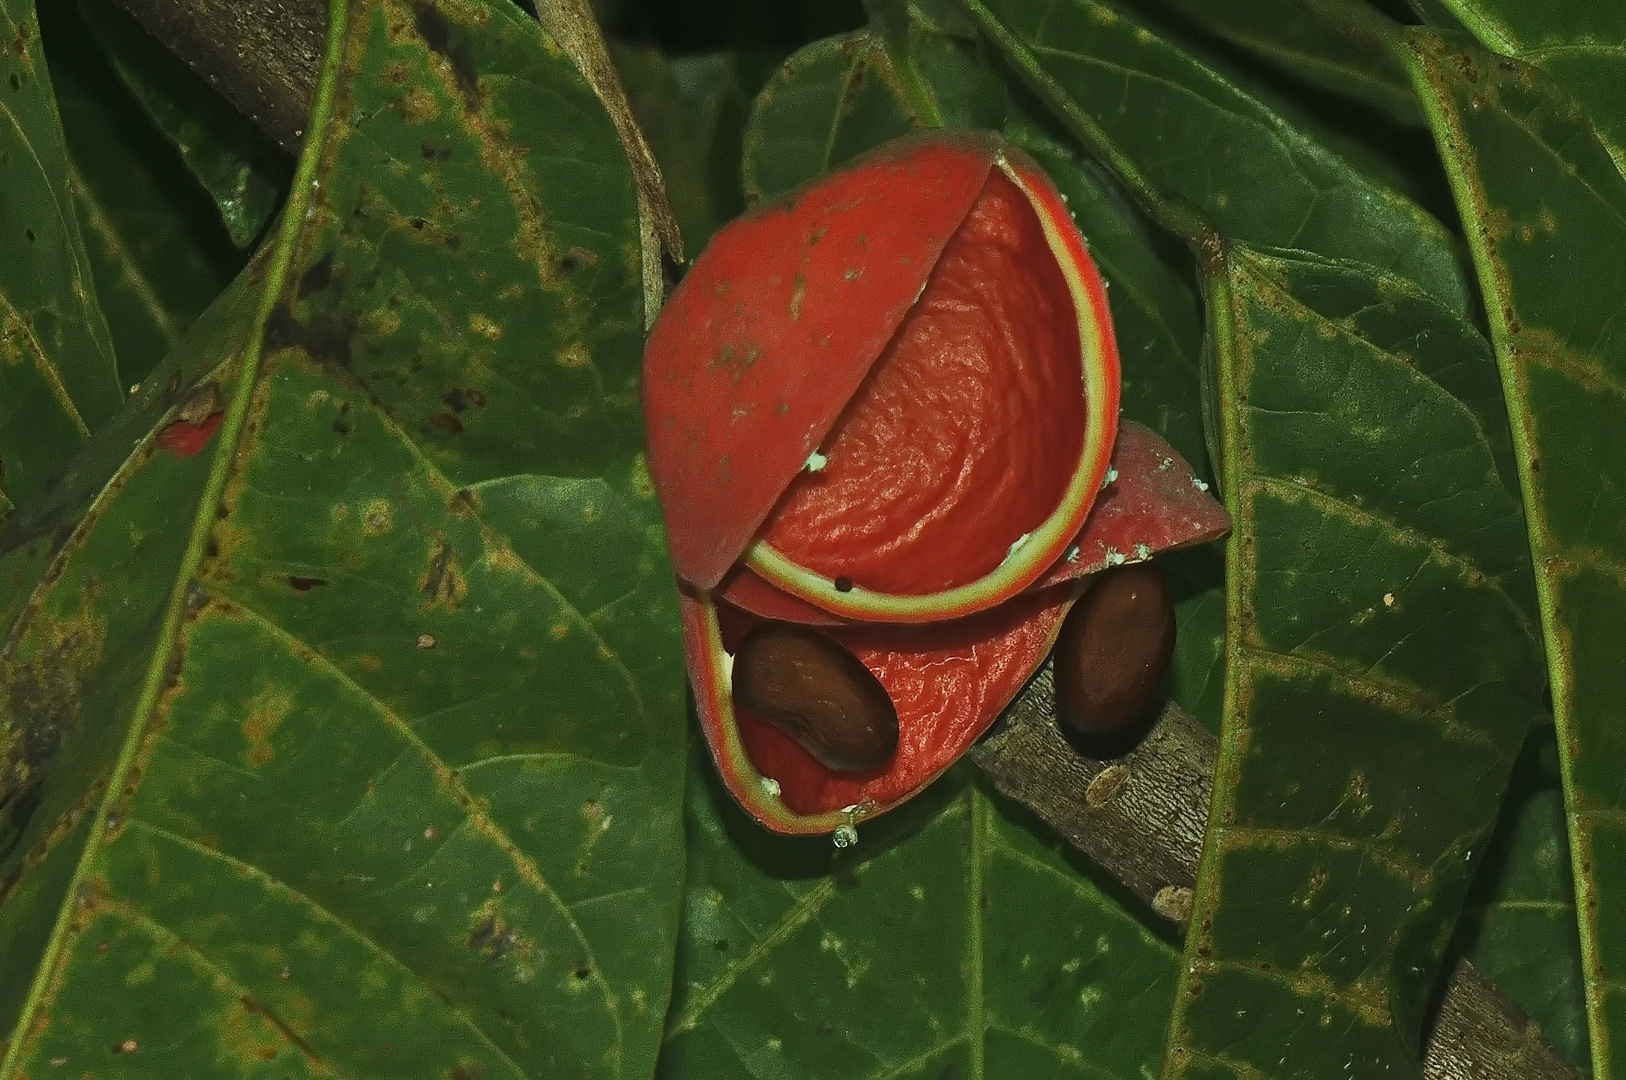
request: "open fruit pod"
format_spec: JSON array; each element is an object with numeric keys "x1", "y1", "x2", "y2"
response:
[{"x1": 644, "y1": 131, "x2": 1229, "y2": 834}]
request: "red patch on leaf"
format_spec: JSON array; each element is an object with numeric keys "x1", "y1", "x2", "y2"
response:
[{"x1": 156, "y1": 411, "x2": 224, "y2": 457}]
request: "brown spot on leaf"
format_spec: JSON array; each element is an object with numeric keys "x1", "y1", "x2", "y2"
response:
[
  {"x1": 560, "y1": 246, "x2": 598, "y2": 274},
  {"x1": 241, "y1": 997, "x2": 323, "y2": 1065},
  {"x1": 287, "y1": 576, "x2": 326, "y2": 593},
  {"x1": 413, "y1": 2, "x2": 480, "y2": 101},
  {"x1": 297, "y1": 253, "x2": 335, "y2": 299},
  {"x1": 467, "y1": 914, "x2": 519, "y2": 960},
  {"x1": 442, "y1": 388, "x2": 487, "y2": 412},
  {"x1": 422, "y1": 542, "x2": 464, "y2": 607},
  {"x1": 427, "y1": 412, "x2": 464, "y2": 434},
  {"x1": 262, "y1": 302, "x2": 356, "y2": 370}
]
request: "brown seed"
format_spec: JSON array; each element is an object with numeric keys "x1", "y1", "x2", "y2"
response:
[
  {"x1": 732, "y1": 623, "x2": 899, "y2": 773},
  {"x1": 1054, "y1": 561, "x2": 1175, "y2": 737}
]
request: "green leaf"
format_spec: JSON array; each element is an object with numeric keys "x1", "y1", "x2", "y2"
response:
[
  {"x1": 1397, "y1": 26, "x2": 1626, "y2": 1080},
  {"x1": 663, "y1": 50, "x2": 770, "y2": 235},
  {"x1": 1430, "y1": 0, "x2": 1626, "y2": 164},
  {"x1": 1147, "y1": 0, "x2": 1423, "y2": 126},
  {"x1": 0, "y1": 0, "x2": 685, "y2": 1072},
  {"x1": 1454, "y1": 724, "x2": 1590, "y2": 1072},
  {"x1": 1161, "y1": 243, "x2": 1546, "y2": 1077},
  {"x1": 77, "y1": 0, "x2": 291, "y2": 249},
  {"x1": 742, "y1": 30, "x2": 915, "y2": 204},
  {"x1": 965, "y1": 0, "x2": 1473, "y2": 314},
  {"x1": 660, "y1": 757, "x2": 1180, "y2": 1078},
  {"x1": 0, "y1": 0, "x2": 121, "y2": 511},
  {"x1": 39, "y1": 0, "x2": 244, "y2": 391}
]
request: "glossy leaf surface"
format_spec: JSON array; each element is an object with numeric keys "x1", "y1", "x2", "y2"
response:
[
  {"x1": 1151, "y1": 0, "x2": 1422, "y2": 125},
  {"x1": 0, "y1": 0, "x2": 121, "y2": 511},
  {"x1": 965, "y1": 0, "x2": 1471, "y2": 313},
  {"x1": 79, "y1": 0, "x2": 290, "y2": 249},
  {"x1": 0, "y1": 0, "x2": 686, "y2": 1073},
  {"x1": 1400, "y1": 27, "x2": 1626, "y2": 1080},
  {"x1": 1159, "y1": 244, "x2": 1546, "y2": 1077},
  {"x1": 1455, "y1": 725, "x2": 1590, "y2": 1071},
  {"x1": 41, "y1": 0, "x2": 244, "y2": 391},
  {"x1": 660, "y1": 758, "x2": 1179, "y2": 1079},
  {"x1": 1434, "y1": 0, "x2": 1626, "y2": 160},
  {"x1": 969, "y1": 2, "x2": 1557, "y2": 1071}
]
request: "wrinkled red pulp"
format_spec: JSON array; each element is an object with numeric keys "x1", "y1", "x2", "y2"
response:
[{"x1": 758, "y1": 171, "x2": 1085, "y2": 597}]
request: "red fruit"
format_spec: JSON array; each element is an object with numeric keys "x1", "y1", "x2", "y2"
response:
[
  {"x1": 644, "y1": 132, "x2": 1229, "y2": 834},
  {"x1": 645, "y1": 131, "x2": 1117, "y2": 622}
]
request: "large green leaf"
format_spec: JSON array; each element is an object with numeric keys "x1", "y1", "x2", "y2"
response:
[
  {"x1": 1454, "y1": 724, "x2": 1590, "y2": 1071},
  {"x1": 0, "y1": 0, "x2": 686, "y2": 1073},
  {"x1": 1147, "y1": 0, "x2": 1422, "y2": 125},
  {"x1": 966, "y1": 0, "x2": 1472, "y2": 314},
  {"x1": 1392, "y1": 24, "x2": 1626, "y2": 1080},
  {"x1": 0, "y1": 0, "x2": 121, "y2": 511},
  {"x1": 968, "y1": 4, "x2": 1557, "y2": 1071},
  {"x1": 39, "y1": 0, "x2": 244, "y2": 392},
  {"x1": 660, "y1": 757, "x2": 1180, "y2": 1079},
  {"x1": 1429, "y1": 0, "x2": 1626, "y2": 162},
  {"x1": 1159, "y1": 244, "x2": 1546, "y2": 1077},
  {"x1": 78, "y1": 0, "x2": 291, "y2": 250}
]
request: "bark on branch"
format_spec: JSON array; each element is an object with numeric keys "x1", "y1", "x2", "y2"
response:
[{"x1": 106, "y1": 1, "x2": 1579, "y2": 1076}]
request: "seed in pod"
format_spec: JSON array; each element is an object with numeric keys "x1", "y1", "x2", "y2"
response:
[
  {"x1": 1053, "y1": 561, "x2": 1175, "y2": 737},
  {"x1": 732, "y1": 623, "x2": 899, "y2": 773}
]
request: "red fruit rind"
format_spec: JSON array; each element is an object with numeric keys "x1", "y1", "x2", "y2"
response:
[
  {"x1": 646, "y1": 133, "x2": 1001, "y2": 590},
  {"x1": 681, "y1": 585, "x2": 1076, "y2": 834},
  {"x1": 1030, "y1": 422, "x2": 1230, "y2": 590},
  {"x1": 717, "y1": 422, "x2": 1230, "y2": 623},
  {"x1": 743, "y1": 152, "x2": 1120, "y2": 623}
]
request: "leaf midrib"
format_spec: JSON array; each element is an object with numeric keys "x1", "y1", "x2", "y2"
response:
[{"x1": 0, "y1": 2, "x2": 349, "y2": 1068}]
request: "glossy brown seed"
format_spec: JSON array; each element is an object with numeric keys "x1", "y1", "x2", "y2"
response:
[
  {"x1": 732, "y1": 622, "x2": 899, "y2": 773},
  {"x1": 1054, "y1": 561, "x2": 1175, "y2": 737}
]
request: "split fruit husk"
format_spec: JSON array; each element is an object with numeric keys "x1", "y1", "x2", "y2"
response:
[{"x1": 644, "y1": 132, "x2": 1229, "y2": 834}]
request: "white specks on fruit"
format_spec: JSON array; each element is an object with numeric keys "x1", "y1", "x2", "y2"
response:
[
  {"x1": 804, "y1": 450, "x2": 828, "y2": 473},
  {"x1": 832, "y1": 824, "x2": 858, "y2": 848},
  {"x1": 1104, "y1": 548, "x2": 1126, "y2": 567},
  {"x1": 1003, "y1": 532, "x2": 1032, "y2": 564},
  {"x1": 759, "y1": 775, "x2": 781, "y2": 798},
  {"x1": 1104, "y1": 467, "x2": 1118, "y2": 485},
  {"x1": 1157, "y1": 456, "x2": 1174, "y2": 471},
  {"x1": 1133, "y1": 542, "x2": 1151, "y2": 561},
  {"x1": 1065, "y1": 544, "x2": 1081, "y2": 563},
  {"x1": 1191, "y1": 477, "x2": 1210, "y2": 492}
]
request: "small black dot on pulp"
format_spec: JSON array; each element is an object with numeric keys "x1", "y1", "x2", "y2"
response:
[{"x1": 834, "y1": 576, "x2": 853, "y2": 593}]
